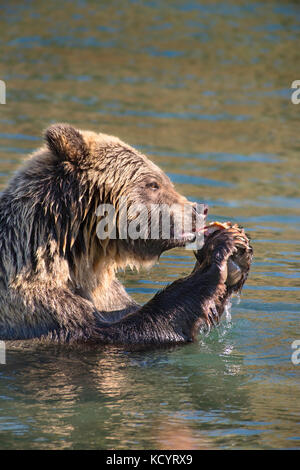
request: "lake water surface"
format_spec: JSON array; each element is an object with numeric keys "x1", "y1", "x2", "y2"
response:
[{"x1": 0, "y1": 0, "x2": 299, "y2": 450}]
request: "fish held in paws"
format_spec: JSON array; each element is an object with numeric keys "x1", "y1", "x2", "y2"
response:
[{"x1": 192, "y1": 222, "x2": 253, "y2": 328}]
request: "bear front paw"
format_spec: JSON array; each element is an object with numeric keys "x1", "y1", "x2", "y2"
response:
[{"x1": 194, "y1": 222, "x2": 253, "y2": 291}]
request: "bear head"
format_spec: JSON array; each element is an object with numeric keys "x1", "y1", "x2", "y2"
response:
[{"x1": 43, "y1": 124, "x2": 206, "y2": 272}]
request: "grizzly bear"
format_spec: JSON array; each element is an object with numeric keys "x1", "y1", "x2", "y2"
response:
[{"x1": 0, "y1": 124, "x2": 252, "y2": 345}]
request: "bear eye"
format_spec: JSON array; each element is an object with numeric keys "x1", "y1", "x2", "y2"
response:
[{"x1": 146, "y1": 181, "x2": 160, "y2": 191}]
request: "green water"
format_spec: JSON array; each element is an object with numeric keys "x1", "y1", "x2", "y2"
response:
[{"x1": 0, "y1": 0, "x2": 299, "y2": 450}]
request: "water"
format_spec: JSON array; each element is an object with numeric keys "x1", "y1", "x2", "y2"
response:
[{"x1": 0, "y1": 0, "x2": 299, "y2": 450}]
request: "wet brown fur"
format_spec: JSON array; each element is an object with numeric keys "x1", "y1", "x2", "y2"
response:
[{"x1": 0, "y1": 124, "x2": 252, "y2": 345}]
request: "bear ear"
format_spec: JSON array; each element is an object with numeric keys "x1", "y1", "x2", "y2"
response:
[{"x1": 44, "y1": 123, "x2": 89, "y2": 163}]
